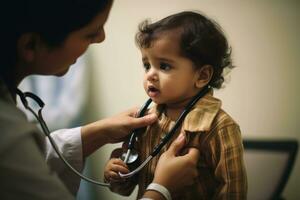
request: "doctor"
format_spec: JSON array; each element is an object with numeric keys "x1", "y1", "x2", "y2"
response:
[{"x1": 0, "y1": 0, "x2": 199, "y2": 199}]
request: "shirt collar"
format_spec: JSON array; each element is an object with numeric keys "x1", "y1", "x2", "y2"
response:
[{"x1": 151, "y1": 89, "x2": 221, "y2": 133}]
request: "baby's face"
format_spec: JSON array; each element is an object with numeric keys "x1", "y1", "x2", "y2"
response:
[{"x1": 141, "y1": 32, "x2": 200, "y2": 108}]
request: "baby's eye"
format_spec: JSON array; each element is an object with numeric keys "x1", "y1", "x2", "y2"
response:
[
  {"x1": 160, "y1": 62, "x2": 171, "y2": 71},
  {"x1": 143, "y1": 62, "x2": 151, "y2": 71}
]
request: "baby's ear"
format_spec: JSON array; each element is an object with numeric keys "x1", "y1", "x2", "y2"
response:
[{"x1": 195, "y1": 65, "x2": 213, "y2": 88}]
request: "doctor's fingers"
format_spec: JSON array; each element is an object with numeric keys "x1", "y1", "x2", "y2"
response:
[
  {"x1": 123, "y1": 106, "x2": 140, "y2": 117},
  {"x1": 125, "y1": 106, "x2": 152, "y2": 117},
  {"x1": 179, "y1": 149, "x2": 199, "y2": 186},
  {"x1": 182, "y1": 166, "x2": 199, "y2": 186},
  {"x1": 182, "y1": 147, "x2": 200, "y2": 165},
  {"x1": 165, "y1": 133, "x2": 187, "y2": 156},
  {"x1": 128, "y1": 113, "x2": 157, "y2": 130}
]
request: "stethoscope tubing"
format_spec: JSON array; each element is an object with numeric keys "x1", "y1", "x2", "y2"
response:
[
  {"x1": 119, "y1": 86, "x2": 210, "y2": 178},
  {"x1": 17, "y1": 86, "x2": 209, "y2": 183},
  {"x1": 128, "y1": 98, "x2": 152, "y2": 150},
  {"x1": 16, "y1": 89, "x2": 110, "y2": 187}
]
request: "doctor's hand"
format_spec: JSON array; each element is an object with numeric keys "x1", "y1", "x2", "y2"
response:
[
  {"x1": 81, "y1": 107, "x2": 157, "y2": 157},
  {"x1": 99, "y1": 107, "x2": 157, "y2": 143},
  {"x1": 143, "y1": 133, "x2": 199, "y2": 199}
]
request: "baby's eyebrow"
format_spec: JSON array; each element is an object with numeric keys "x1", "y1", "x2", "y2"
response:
[
  {"x1": 157, "y1": 57, "x2": 174, "y2": 64},
  {"x1": 142, "y1": 57, "x2": 148, "y2": 62}
]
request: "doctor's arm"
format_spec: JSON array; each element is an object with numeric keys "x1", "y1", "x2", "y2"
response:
[
  {"x1": 81, "y1": 107, "x2": 157, "y2": 157},
  {"x1": 45, "y1": 107, "x2": 157, "y2": 194}
]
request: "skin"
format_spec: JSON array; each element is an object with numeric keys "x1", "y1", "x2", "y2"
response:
[
  {"x1": 81, "y1": 107, "x2": 158, "y2": 157},
  {"x1": 14, "y1": 1, "x2": 153, "y2": 158},
  {"x1": 142, "y1": 31, "x2": 213, "y2": 120},
  {"x1": 14, "y1": 2, "x2": 200, "y2": 199},
  {"x1": 141, "y1": 31, "x2": 213, "y2": 198},
  {"x1": 104, "y1": 132, "x2": 199, "y2": 199},
  {"x1": 142, "y1": 32, "x2": 199, "y2": 120},
  {"x1": 105, "y1": 31, "x2": 212, "y2": 198},
  {"x1": 15, "y1": 2, "x2": 112, "y2": 83}
]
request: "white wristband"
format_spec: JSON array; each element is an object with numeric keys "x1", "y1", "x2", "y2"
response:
[{"x1": 146, "y1": 183, "x2": 171, "y2": 200}]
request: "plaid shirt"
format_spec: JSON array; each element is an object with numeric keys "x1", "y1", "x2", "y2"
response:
[{"x1": 109, "y1": 91, "x2": 247, "y2": 200}]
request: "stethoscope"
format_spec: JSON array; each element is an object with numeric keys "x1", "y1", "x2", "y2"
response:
[
  {"x1": 119, "y1": 86, "x2": 210, "y2": 178},
  {"x1": 16, "y1": 85, "x2": 209, "y2": 186},
  {"x1": 16, "y1": 88, "x2": 110, "y2": 187}
]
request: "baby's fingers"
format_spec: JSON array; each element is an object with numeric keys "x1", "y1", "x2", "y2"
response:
[
  {"x1": 106, "y1": 171, "x2": 123, "y2": 182},
  {"x1": 111, "y1": 158, "x2": 129, "y2": 169},
  {"x1": 112, "y1": 163, "x2": 130, "y2": 174},
  {"x1": 104, "y1": 158, "x2": 130, "y2": 182}
]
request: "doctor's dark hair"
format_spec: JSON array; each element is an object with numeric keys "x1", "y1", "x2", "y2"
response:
[
  {"x1": 0, "y1": 0, "x2": 112, "y2": 93},
  {"x1": 135, "y1": 11, "x2": 233, "y2": 89}
]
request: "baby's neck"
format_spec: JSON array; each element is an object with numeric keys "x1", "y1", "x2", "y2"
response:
[{"x1": 164, "y1": 97, "x2": 193, "y2": 121}]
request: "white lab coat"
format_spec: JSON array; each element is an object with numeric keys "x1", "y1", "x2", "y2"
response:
[
  {"x1": 46, "y1": 127, "x2": 83, "y2": 195},
  {"x1": 17, "y1": 55, "x2": 90, "y2": 197}
]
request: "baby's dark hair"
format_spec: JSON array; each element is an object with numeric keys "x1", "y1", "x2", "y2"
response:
[{"x1": 135, "y1": 11, "x2": 233, "y2": 89}]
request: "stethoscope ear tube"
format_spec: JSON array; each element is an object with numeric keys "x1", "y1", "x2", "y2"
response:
[
  {"x1": 128, "y1": 98, "x2": 152, "y2": 150},
  {"x1": 151, "y1": 86, "x2": 210, "y2": 157},
  {"x1": 16, "y1": 89, "x2": 110, "y2": 187},
  {"x1": 120, "y1": 86, "x2": 210, "y2": 178}
]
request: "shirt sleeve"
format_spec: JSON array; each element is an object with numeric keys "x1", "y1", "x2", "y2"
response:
[
  {"x1": 210, "y1": 125, "x2": 248, "y2": 200},
  {"x1": 45, "y1": 127, "x2": 84, "y2": 195}
]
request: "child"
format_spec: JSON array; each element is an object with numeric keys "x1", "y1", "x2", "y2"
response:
[{"x1": 104, "y1": 11, "x2": 247, "y2": 200}]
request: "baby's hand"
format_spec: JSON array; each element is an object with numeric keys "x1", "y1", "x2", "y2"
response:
[{"x1": 104, "y1": 158, "x2": 129, "y2": 183}]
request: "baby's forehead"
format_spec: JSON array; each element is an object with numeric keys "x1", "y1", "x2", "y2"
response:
[
  {"x1": 141, "y1": 36, "x2": 182, "y2": 58},
  {"x1": 148, "y1": 29, "x2": 182, "y2": 48}
]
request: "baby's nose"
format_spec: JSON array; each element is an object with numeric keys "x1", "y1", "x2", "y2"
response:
[{"x1": 146, "y1": 68, "x2": 158, "y2": 81}]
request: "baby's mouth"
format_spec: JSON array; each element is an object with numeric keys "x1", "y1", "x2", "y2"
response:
[
  {"x1": 148, "y1": 85, "x2": 160, "y2": 97},
  {"x1": 148, "y1": 85, "x2": 158, "y2": 92}
]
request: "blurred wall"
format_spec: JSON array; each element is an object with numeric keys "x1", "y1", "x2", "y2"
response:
[{"x1": 85, "y1": 0, "x2": 300, "y2": 199}]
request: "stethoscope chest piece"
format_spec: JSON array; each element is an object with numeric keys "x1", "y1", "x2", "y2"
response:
[{"x1": 121, "y1": 149, "x2": 139, "y2": 164}]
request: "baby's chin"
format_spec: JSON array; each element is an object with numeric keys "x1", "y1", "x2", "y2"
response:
[{"x1": 149, "y1": 97, "x2": 164, "y2": 105}]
